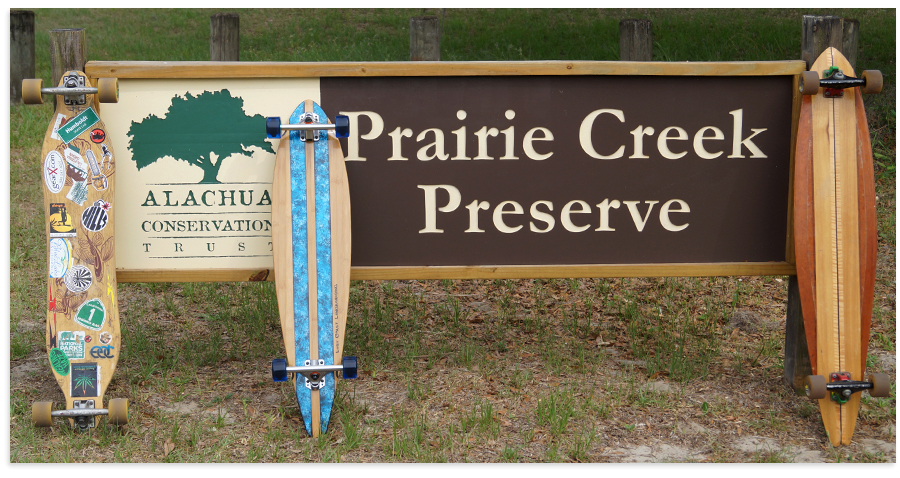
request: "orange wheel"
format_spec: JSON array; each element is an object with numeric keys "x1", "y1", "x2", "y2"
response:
[
  {"x1": 32, "y1": 401, "x2": 53, "y2": 427},
  {"x1": 799, "y1": 71, "x2": 819, "y2": 95},
  {"x1": 869, "y1": 373, "x2": 890, "y2": 398},
  {"x1": 97, "y1": 78, "x2": 119, "y2": 103},
  {"x1": 108, "y1": 398, "x2": 129, "y2": 425},
  {"x1": 22, "y1": 79, "x2": 43, "y2": 105},
  {"x1": 805, "y1": 375, "x2": 827, "y2": 400},
  {"x1": 861, "y1": 70, "x2": 883, "y2": 95}
]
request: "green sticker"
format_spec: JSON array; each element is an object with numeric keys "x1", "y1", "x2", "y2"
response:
[
  {"x1": 49, "y1": 348, "x2": 70, "y2": 376},
  {"x1": 58, "y1": 107, "x2": 100, "y2": 144},
  {"x1": 74, "y1": 298, "x2": 106, "y2": 331}
]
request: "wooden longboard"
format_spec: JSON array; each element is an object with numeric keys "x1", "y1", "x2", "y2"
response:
[
  {"x1": 272, "y1": 100, "x2": 351, "y2": 437},
  {"x1": 27, "y1": 71, "x2": 126, "y2": 428},
  {"x1": 793, "y1": 48, "x2": 877, "y2": 446}
]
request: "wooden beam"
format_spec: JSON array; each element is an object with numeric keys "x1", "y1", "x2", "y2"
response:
[{"x1": 85, "y1": 60, "x2": 807, "y2": 79}]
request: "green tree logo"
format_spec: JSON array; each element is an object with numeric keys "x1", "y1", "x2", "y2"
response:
[
  {"x1": 74, "y1": 374, "x2": 95, "y2": 395},
  {"x1": 127, "y1": 90, "x2": 274, "y2": 184}
]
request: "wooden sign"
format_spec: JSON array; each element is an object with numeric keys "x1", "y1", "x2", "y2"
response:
[{"x1": 86, "y1": 60, "x2": 804, "y2": 282}]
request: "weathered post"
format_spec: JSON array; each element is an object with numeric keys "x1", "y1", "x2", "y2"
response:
[
  {"x1": 211, "y1": 13, "x2": 240, "y2": 61},
  {"x1": 619, "y1": 19, "x2": 653, "y2": 61},
  {"x1": 50, "y1": 28, "x2": 87, "y2": 108},
  {"x1": 10, "y1": 10, "x2": 35, "y2": 103},
  {"x1": 801, "y1": 15, "x2": 859, "y2": 70},
  {"x1": 410, "y1": 16, "x2": 440, "y2": 61}
]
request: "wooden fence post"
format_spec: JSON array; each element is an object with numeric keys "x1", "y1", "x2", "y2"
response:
[
  {"x1": 410, "y1": 16, "x2": 440, "y2": 61},
  {"x1": 50, "y1": 28, "x2": 86, "y2": 108},
  {"x1": 801, "y1": 15, "x2": 859, "y2": 70},
  {"x1": 211, "y1": 13, "x2": 240, "y2": 61},
  {"x1": 619, "y1": 19, "x2": 653, "y2": 61},
  {"x1": 10, "y1": 10, "x2": 35, "y2": 103}
]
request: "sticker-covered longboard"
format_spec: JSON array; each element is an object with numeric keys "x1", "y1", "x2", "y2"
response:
[
  {"x1": 270, "y1": 100, "x2": 355, "y2": 437},
  {"x1": 794, "y1": 48, "x2": 889, "y2": 446},
  {"x1": 24, "y1": 71, "x2": 128, "y2": 429}
]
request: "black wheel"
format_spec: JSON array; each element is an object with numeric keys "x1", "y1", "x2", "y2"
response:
[
  {"x1": 869, "y1": 373, "x2": 890, "y2": 398},
  {"x1": 266, "y1": 117, "x2": 282, "y2": 139},
  {"x1": 806, "y1": 375, "x2": 827, "y2": 399},
  {"x1": 799, "y1": 71, "x2": 820, "y2": 95},
  {"x1": 272, "y1": 358, "x2": 288, "y2": 382},
  {"x1": 861, "y1": 70, "x2": 883, "y2": 95},
  {"x1": 342, "y1": 356, "x2": 358, "y2": 379},
  {"x1": 334, "y1": 115, "x2": 350, "y2": 138}
]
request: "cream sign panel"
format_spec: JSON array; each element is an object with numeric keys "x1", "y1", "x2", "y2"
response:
[{"x1": 102, "y1": 79, "x2": 318, "y2": 271}]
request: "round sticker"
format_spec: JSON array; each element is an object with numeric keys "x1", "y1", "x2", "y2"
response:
[
  {"x1": 49, "y1": 348, "x2": 71, "y2": 376},
  {"x1": 74, "y1": 298, "x2": 106, "y2": 331},
  {"x1": 44, "y1": 151, "x2": 66, "y2": 194},
  {"x1": 48, "y1": 238, "x2": 73, "y2": 278},
  {"x1": 81, "y1": 200, "x2": 110, "y2": 232},
  {"x1": 90, "y1": 128, "x2": 106, "y2": 143},
  {"x1": 99, "y1": 331, "x2": 112, "y2": 345},
  {"x1": 64, "y1": 265, "x2": 93, "y2": 293}
]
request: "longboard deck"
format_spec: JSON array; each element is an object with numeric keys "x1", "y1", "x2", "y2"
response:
[
  {"x1": 272, "y1": 100, "x2": 350, "y2": 437},
  {"x1": 793, "y1": 48, "x2": 877, "y2": 446},
  {"x1": 39, "y1": 71, "x2": 121, "y2": 427}
]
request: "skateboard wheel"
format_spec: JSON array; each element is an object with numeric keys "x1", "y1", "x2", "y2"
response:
[
  {"x1": 342, "y1": 356, "x2": 358, "y2": 379},
  {"x1": 869, "y1": 373, "x2": 891, "y2": 398},
  {"x1": 799, "y1": 71, "x2": 820, "y2": 95},
  {"x1": 272, "y1": 358, "x2": 288, "y2": 382},
  {"x1": 805, "y1": 375, "x2": 827, "y2": 399},
  {"x1": 97, "y1": 78, "x2": 119, "y2": 103},
  {"x1": 22, "y1": 78, "x2": 44, "y2": 105},
  {"x1": 108, "y1": 398, "x2": 129, "y2": 425},
  {"x1": 32, "y1": 401, "x2": 53, "y2": 427},
  {"x1": 861, "y1": 70, "x2": 883, "y2": 95},
  {"x1": 266, "y1": 117, "x2": 282, "y2": 139},
  {"x1": 334, "y1": 115, "x2": 350, "y2": 138}
]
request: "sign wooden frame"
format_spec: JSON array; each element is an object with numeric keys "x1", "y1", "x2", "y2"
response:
[{"x1": 85, "y1": 59, "x2": 806, "y2": 283}]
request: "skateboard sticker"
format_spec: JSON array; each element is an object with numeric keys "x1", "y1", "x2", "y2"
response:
[
  {"x1": 48, "y1": 238, "x2": 73, "y2": 278},
  {"x1": 44, "y1": 151, "x2": 66, "y2": 194},
  {"x1": 84, "y1": 334, "x2": 92, "y2": 343},
  {"x1": 81, "y1": 200, "x2": 110, "y2": 232},
  {"x1": 64, "y1": 265, "x2": 93, "y2": 293},
  {"x1": 90, "y1": 344, "x2": 115, "y2": 359},
  {"x1": 73, "y1": 298, "x2": 106, "y2": 331},
  {"x1": 90, "y1": 128, "x2": 106, "y2": 143},
  {"x1": 58, "y1": 107, "x2": 100, "y2": 144},
  {"x1": 99, "y1": 331, "x2": 112, "y2": 345},
  {"x1": 100, "y1": 145, "x2": 113, "y2": 170},
  {"x1": 66, "y1": 180, "x2": 89, "y2": 206},
  {"x1": 49, "y1": 348, "x2": 70, "y2": 376},
  {"x1": 50, "y1": 113, "x2": 65, "y2": 141},
  {"x1": 49, "y1": 203, "x2": 77, "y2": 238},
  {"x1": 71, "y1": 362, "x2": 99, "y2": 397},
  {"x1": 58, "y1": 331, "x2": 86, "y2": 360}
]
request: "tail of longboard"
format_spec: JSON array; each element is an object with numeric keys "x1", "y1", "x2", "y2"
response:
[{"x1": 269, "y1": 101, "x2": 356, "y2": 437}]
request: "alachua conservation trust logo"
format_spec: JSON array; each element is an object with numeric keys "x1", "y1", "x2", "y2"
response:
[{"x1": 127, "y1": 89, "x2": 274, "y2": 184}]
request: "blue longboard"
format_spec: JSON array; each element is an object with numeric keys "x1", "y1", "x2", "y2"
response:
[{"x1": 269, "y1": 101, "x2": 355, "y2": 437}]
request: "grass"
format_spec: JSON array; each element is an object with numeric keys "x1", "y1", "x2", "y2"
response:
[{"x1": 9, "y1": 7, "x2": 896, "y2": 463}]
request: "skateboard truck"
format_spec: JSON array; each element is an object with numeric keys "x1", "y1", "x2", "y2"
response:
[
  {"x1": 22, "y1": 73, "x2": 119, "y2": 106},
  {"x1": 799, "y1": 67, "x2": 883, "y2": 96},
  {"x1": 805, "y1": 372, "x2": 891, "y2": 403},
  {"x1": 271, "y1": 356, "x2": 358, "y2": 389},
  {"x1": 32, "y1": 398, "x2": 128, "y2": 430},
  {"x1": 266, "y1": 114, "x2": 350, "y2": 141}
]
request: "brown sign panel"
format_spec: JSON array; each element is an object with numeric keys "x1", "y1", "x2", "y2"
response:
[{"x1": 321, "y1": 75, "x2": 793, "y2": 267}]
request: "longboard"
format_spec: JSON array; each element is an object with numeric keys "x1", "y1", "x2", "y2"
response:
[
  {"x1": 268, "y1": 101, "x2": 356, "y2": 437},
  {"x1": 794, "y1": 48, "x2": 889, "y2": 446},
  {"x1": 23, "y1": 71, "x2": 128, "y2": 429}
]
